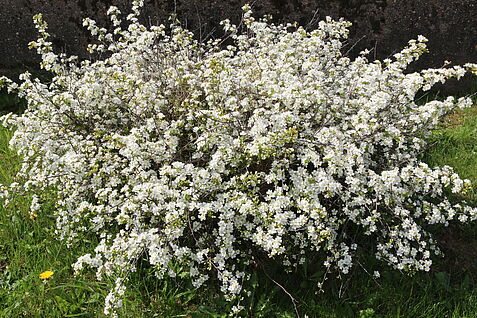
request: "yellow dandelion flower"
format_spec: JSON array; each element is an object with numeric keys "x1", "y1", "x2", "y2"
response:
[
  {"x1": 29, "y1": 213, "x2": 38, "y2": 220},
  {"x1": 39, "y1": 270, "x2": 54, "y2": 280}
]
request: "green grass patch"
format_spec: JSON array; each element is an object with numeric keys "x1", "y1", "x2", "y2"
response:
[
  {"x1": 0, "y1": 128, "x2": 107, "y2": 317},
  {"x1": 423, "y1": 104, "x2": 477, "y2": 201}
]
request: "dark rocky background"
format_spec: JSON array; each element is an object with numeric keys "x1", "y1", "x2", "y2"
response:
[{"x1": 1, "y1": 0, "x2": 476, "y2": 93}]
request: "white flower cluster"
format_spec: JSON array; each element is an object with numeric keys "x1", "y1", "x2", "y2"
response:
[{"x1": 1, "y1": 1, "x2": 477, "y2": 315}]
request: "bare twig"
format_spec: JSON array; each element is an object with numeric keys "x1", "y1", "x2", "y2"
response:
[
  {"x1": 344, "y1": 35, "x2": 367, "y2": 57},
  {"x1": 259, "y1": 261, "x2": 301, "y2": 318},
  {"x1": 305, "y1": 8, "x2": 320, "y2": 31}
]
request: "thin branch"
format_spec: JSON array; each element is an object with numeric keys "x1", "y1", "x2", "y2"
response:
[{"x1": 259, "y1": 261, "x2": 301, "y2": 318}]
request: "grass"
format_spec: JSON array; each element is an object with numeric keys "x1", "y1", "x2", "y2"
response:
[
  {"x1": 0, "y1": 129, "x2": 108, "y2": 317},
  {"x1": 2, "y1": 93, "x2": 477, "y2": 317},
  {"x1": 424, "y1": 105, "x2": 477, "y2": 185}
]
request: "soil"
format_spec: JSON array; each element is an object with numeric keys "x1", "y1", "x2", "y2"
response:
[{"x1": 436, "y1": 225, "x2": 477, "y2": 273}]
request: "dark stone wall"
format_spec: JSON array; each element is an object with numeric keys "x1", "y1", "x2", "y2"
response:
[{"x1": 1, "y1": 0, "x2": 476, "y2": 93}]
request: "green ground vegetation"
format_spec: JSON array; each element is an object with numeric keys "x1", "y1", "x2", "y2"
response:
[{"x1": 1, "y1": 91, "x2": 477, "y2": 317}]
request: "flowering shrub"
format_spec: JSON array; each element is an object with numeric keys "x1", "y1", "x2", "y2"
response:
[{"x1": 1, "y1": 0, "x2": 477, "y2": 315}]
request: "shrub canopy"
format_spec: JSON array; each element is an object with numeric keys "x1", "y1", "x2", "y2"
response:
[{"x1": 1, "y1": 0, "x2": 477, "y2": 315}]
